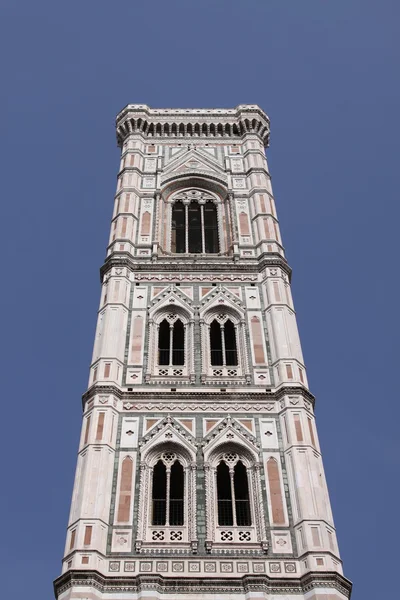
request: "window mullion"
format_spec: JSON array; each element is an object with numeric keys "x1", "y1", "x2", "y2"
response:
[
  {"x1": 184, "y1": 323, "x2": 187, "y2": 368},
  {"x1": 185, "y1": 204, "x2": 189, "y2": 253},
  {"x1": 169, "y1": 324, "x2": 173, "y2": 366},
  {"x1": 165, "y1": 468, "x2": 171, "y2": 526},
  {"x1": 229, "y1": 468, "x2": 237, "y2": 527},
  {"x1": 234, "y1": 323, "x2": 238, "y2": 365},
  {"x1": 221, "y1": 325, "x2": 226, "y2": 366},
  {"x1": 200, "y1": 204, "x2": 205, "y2": 253}
]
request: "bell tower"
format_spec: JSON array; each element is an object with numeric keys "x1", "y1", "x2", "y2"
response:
[{"x1": 54, "y1": 105, "x2": 352, "y2": 600}]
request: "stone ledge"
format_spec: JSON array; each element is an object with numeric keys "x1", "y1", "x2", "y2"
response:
[{"x1": 54, "y1": 569, "x2": 352, "y2": 598}]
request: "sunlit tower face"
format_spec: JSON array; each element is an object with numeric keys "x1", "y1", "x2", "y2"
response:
[{"x1": 54, "y1": 105, "x2": 351, "y2": 600}]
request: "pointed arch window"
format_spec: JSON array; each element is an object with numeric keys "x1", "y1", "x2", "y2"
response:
[
  {"x1": 171, "y1": 199, "x2": 219, "y2": 254},
  {"x1": 210, "y1": 318, "x2": 238, "y2": 366},
  {"x1": 216, "y1": 454, "x2": 251, "y2": 526},
  {"x1": 151, "y1": 453, "x2": 184, "y2": 526},
  {"x1": 158, "y1": 318, "x2": 184, "y2": 366}
]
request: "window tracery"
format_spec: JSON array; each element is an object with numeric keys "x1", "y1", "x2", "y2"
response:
[
  {"x1": 216, "y1": 454, "x2": 251, "y2": 526},
  {"x1": 209, "y1": 316, "x2": 238, "y2": 366},
  {"x1": 200, "y1": 306, "x2": 250, "y2": 382},
  {"x1": 146, "y1": 305, "x2": 194, "y2": 382},
  {"x1": 135, "y1": 439, "x2": 198, "y2": 553},
  {"x1": 152, "y1": 453, "x2": 184, "y2": 526},
  {"x1": 168, "y1": 189, "x2": 222, "y2": 255},
  {"x1": 203, "y1": 439, "x2": 268, "y2": 552},
  {"x1": 158, "y1": 317, "x2": 184, "y2": 366}
]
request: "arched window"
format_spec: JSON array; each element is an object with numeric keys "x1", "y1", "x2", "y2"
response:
[
  {"x1": 152, "y1": 460, "x2": 167, "y2": 525},
  {"x1": 204, "y1": 201, "x2": 219, "y2": 253},
  {"x1": 204, "y1": 441, "x2": 268, "y2": 550},
  {"x1": 158, "y1": 318, "x2": 184, "y2": 366},
  {"x1": 210, "y1": 318, "x2": 238, "y2": 366},
  {"x1": 188, "y1": 201, "x2": 202, "y2": 253},
  {"x1": 216, "y1": 454, "x2": 251, "y2": 526},
  {"x1": 171, "y1": 201, "x2": 185, "y2": 253},
  {"x1": 151, "y1": 453, "x2": 184, "y2": 526},
  {"x1": 171, "y1": 199, "x2": 219, "y2": 254}
]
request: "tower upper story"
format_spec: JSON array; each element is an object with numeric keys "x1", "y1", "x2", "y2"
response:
[
  {"x1": 108, "y1": 104, "x2": 285, "y2": 268},
  {"x1": 93, "y1": 104, "x2": 305, "y2": 394}
]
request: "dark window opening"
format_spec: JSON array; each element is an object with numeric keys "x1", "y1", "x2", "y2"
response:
[
  {"x1": 158, "y1": 319, "x2": 185, "y2": 366},
  {"x1": 170, "y1": 461, "x2": 184, "y2": 525},
  {"x1": 234, "y1": 461, "x2": 251, "y2": 526},
  {"x1": 188, "y1": 201, "x2": 202, "y2": 253},
  {"x1": 172, "y1": 319, "x2": 184, "y2": 365},
  {"x1": 217, "y1": 461, "x2": 233, "y2": 526},
  {"x1": 158, "y1": 319, "x2": 170, "y2": 365},
  {"x1": 171, "y1": 201, "x2": 185, "y2": 253},
  {"x1": 171, "y1": 198, "x2": 219, "y2": 254},
  {"x1": 216, "y1": 459, "x2": 251, "y2": 527},
  {"x1": 204, "y1": 201, "x2": 219, "y2": 253},
  {"x1": 224, "y1": 319, "x2": 238, "y2": 366},
  {"x1": 152, "y1": 461, "x2": 167, "y2": 525},
  {"x1": 210, "y1": 318, "x2": 238, "y2": 366},
  {"x1": 151, "y1": 459, "x2": 184, "y2": 527},
  {"x1": 210, "y1": 320, "x2": 223, "y2": 366}
]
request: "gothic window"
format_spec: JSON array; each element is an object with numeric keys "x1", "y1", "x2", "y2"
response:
[
  {"x1": 158, "y1": 318, "x2": 184, "y2": 366},
  {"x1": 171, "y1": 201, "x2": 185, "y2": 253},
  {"x1": 203, "y1": 440, "x2": 268, "y2": 550},
  {"x1": 171, "y1": 200, "x2": 219, "y2": 254},
  {"x1": 152, "y1": 454, "x2": 184, "y2": 526},
  {"x1": 204, "y1": 201, "x2": 219, "y2": 253},
  {"x1": 135, "y1": 440, "x2": 197, "y2": 552},
  {"x1": 210, "y1": 318, "x2": 238, "y2": 366},
  {"x1": 216, "y1": 456, "x2": 251, "y2": 527},
  {"x1": 148, "y1": 308, "x2": 194, "y2": 380}
]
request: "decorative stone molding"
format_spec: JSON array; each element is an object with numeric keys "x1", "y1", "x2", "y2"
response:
[
  {"x1": 55, "y1": 569, "x2": 352, "y2": 597},
  {"x1": 82, "y1": 385, "x2": 316, "y2": 412},
  {"x1": 116, "y1": 104, "x2": 271, "y2": 148},
  {"x1": 100, "y1": 253, "x2": 292, "y2": 280}
]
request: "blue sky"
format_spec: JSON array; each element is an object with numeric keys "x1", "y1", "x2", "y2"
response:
[{"x1": 0, "y1": 1, "x2": 399, "y2": 598}]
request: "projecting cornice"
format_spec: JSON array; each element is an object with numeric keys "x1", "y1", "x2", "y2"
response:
[
  {"x1": 116, "y1": 104, "x2": 271, "y2": 148},
  {"x1": 82, "y1": 384, "x2": 316, "y2": 410},
  {"x1": 54, "y1": 570, "x2": 352, "y2": 598},
  {"x1": 99, "y1": 254, "x2": 292, "y2": 281}
]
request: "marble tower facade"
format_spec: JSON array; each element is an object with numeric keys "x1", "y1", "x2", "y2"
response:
[{"x1": 54, "y1": 104, "x2": 352, "y2": 600}]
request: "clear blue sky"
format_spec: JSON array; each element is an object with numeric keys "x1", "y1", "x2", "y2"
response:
[{"x1": 0, "y1": 1, "x2": 398, "y2": 598}]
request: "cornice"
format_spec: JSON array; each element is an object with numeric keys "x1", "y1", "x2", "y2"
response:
[
  {"x1": 81, "y1": 384, "x2": 315, "y2": 410},
  {"x1": 54, "y1": 569, "x2": 351, "y2": 598},
  {"x1": 99, "y1": 254, "x2": 292, "y2": 281},
  {"x1": 116, "y1": 104, "x2": 270, "y2": 148}
]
